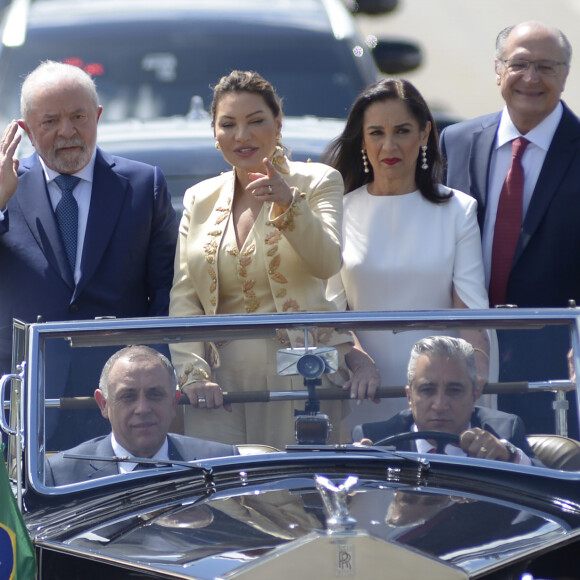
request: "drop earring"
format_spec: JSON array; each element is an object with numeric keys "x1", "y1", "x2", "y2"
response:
[
  {"x1": 421, "y1": 145, "x2": 428, "y2": 170},
  {"x1": 361, "y1": 147, "x2": 370, "y2": 174},
  {"x1": 215, "y1": 141, "x2": 221, "y2": 150}
]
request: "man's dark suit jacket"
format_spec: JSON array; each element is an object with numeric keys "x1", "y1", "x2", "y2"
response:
[
  {"x1": 0, "y1": 148, "x2": 178, "y2": 446},
  {"x1": 45, "y1": 433, "x2": 239, "y2": 486},
  {"x1": 357, "y1": 406, "x2": 535, "y2": 458},
  {"x1": 0, "y1": 147, "x2": 177, "y2": 371},
  {"x1": 440, "y1": 102, "x2": 580, "y2": 309},
  {"x1": 440, "y1": 102, "x2": 580, "y2": 437}
]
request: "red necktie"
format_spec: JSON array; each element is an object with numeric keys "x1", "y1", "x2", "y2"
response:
[{"x1": 489, "y1": 137, "x2": 530, "y2": 307}]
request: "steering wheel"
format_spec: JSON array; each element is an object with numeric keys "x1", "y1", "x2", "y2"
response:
[{"x1": 373, "y1": 431, "x2": 461, "y2": 454}]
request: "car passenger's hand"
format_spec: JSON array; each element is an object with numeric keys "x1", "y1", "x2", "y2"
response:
[
  {"x1": 343, "y1": 341, "x2": 381, "y2": 403},
  {"x1": 343, "y1": 364, "x2": 381, "y2": 404},
  {"x1": 353, "y1": 438, "x2": 374, "y2": 447},
  {"x1": 460, "y1": 427, "x2": 511, "y2": 461},
  {"x1": 0, "y1": 121, "x2": 21, "y2": 211},
  {"x1": 180, "y1": 380, "x2": 232, "y2": 412}
]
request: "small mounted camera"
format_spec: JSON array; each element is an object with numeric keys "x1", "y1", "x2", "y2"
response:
[
  {"x1": 296, "y1": 353, "x2": 328, "y2": 380},
  {"x1": 276, "y1": 344, "x2": 339, "y2": 446},
  {"x1": 294, "y1": 413, "x2": 332, "y2": 446},
  {"x1": 276, "y1": 346, "x2": 338, "y2": 381}
]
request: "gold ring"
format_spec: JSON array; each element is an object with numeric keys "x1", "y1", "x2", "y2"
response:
[
  {"x1": 481, "y1": 447, "x2": 488, "y2": 453},
  {"x1": 268, "y1": 185, "x2": 273, "y2": 194}
]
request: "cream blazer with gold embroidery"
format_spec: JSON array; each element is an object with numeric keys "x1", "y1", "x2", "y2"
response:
[{"x1": 169, "y1": 159, "x2": 345, "y2": 384}]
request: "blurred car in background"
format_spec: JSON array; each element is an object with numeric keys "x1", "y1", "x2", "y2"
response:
[
  {"x1": 0, "y1": 0, "x2": 421, "y2": 124},
  {"x1": 1, "y1": 0, "x2": 455, "y2": 211}
]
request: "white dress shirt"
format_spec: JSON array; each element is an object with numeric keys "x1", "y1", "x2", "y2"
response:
[
  {"x1": 481, "y1": 103, "x2": 563, "y2": 287},
  {"x1": 111, "y1": 433, "x2": 170, "y2": 474}
]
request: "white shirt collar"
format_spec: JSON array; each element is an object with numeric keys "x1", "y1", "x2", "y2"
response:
[
  {"x1": 40, "y1": 147, "x2": 97, "y2": 185},
  {"x1": 111, "y1": 432, "x2": 170, "y2": 473},
  {"x1": 496, "y1": 102, "x2": 563, "y2": 151}
]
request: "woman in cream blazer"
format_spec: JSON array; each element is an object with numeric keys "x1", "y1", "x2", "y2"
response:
[{"x1": 169, "y1": 71, "x2": 353, "y2": 448}]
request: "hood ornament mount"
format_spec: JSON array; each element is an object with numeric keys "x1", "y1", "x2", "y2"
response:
[{"x1": 315, "y1": 475, "x2": 358, "y2": 533}]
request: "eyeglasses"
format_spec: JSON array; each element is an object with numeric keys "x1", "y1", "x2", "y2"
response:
[{"x1": 499, "y1": 59, "x2": 568, "y2": 77}]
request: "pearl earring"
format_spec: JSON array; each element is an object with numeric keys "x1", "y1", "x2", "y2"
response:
[
  {"x1": 421, "y1": 145, "x2": 428, "y2": 170},
  {"x1": 361, "y1": 147, "x2": 370, "y2": 174}
]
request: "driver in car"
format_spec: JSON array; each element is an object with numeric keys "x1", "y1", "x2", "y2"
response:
[
  {"x1": 354, "y1": 336, "x2": 535, "y2": 465},
  {"x1": 45, "y1": 346, "x2": 238, "y2": 486}
]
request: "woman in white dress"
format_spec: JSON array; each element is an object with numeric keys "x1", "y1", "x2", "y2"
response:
[{"x1": 323, "y1": 78, "x2": 491, "y2": 433}]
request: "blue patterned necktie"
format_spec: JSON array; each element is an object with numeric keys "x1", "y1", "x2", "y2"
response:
[{"x1": 54, "y1": 174, "x2": 81, "y2": 273}]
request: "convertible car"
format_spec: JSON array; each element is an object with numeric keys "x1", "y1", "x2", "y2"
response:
[{"x1": 2, "y1": 308, "x2": 580, "y2": 579}]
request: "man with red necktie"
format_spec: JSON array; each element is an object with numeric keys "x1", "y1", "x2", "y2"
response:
[{"x1": 440, "y1": 21, "x2": 580, "y2": 438}]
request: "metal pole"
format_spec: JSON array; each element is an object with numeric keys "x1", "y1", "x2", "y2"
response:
[{"x1": 553, "y1": 390, "x2": 569, "y2": 437}]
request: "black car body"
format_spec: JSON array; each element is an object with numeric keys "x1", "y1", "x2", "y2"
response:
[{"x1": 2, "y1": 309, "x2": 580, "y2": 579}]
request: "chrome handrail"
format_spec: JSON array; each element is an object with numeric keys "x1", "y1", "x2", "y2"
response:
[
  {"x1": 0, "y1": 373, "x2": 20, "y2": 436},
  {"x1": 1, "y1": 363, "x2": 26, "y2": 509}
]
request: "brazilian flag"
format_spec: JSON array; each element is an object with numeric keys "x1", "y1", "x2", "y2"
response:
[{"x1": 0, "y1": 445, "x2": 35, "y2": 579}]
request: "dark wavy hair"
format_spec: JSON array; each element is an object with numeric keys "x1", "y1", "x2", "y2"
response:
[
  {"x1": 323, "y1": 78, "x2": 449, "y2": 203},
  {"x1": 210, "y1": 70, "x2": 283, "y2": 125}
]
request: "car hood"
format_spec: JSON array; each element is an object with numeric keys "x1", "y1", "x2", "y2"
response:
[{"x1": 31, "y1": 454, "x2": 574, "y2": 580}]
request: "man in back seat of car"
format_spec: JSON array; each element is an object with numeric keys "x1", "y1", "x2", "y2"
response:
[{"x1": 45, "y1": 345, "x2": 238, "y2": 486}]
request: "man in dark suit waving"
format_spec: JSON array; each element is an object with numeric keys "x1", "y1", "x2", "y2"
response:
[
  {"x1": 354, "y1": 336, "x2": 535, "y2": 464},
  {"x1": 46, "y1": 346, "x2": 238, "y2": 486},
  {"x1": 439, "y1": 22, "x2": 579, "y2": 437},
  {"x1": 0, "y1": 61, "x2": 177, "y2": 446}
]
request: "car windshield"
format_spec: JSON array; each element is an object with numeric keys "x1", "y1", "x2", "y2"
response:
[
  {"x1": 0, "y1": 18, "x2": 371, "y2": 124},
  {"x1": 5, "y1": 309, "x2": 580, "y2": 493}
]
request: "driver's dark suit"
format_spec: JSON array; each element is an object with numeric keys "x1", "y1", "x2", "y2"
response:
[{"x1": 354, "y1": 406, "x2": 535, "y2": 458}]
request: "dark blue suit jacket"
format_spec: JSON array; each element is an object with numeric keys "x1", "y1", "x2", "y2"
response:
[
  {"x1": 0, "y1": 148, "x2": 178, "y2": 446},
  {"x1": 440, "y1": 103, "x2": 580, "y2": 436},
  {"x1": 440, "y1": 102, "x2": 580, "y2": 309},
  {"x1": 0, "y1": 148, "x2": 177, "y2": 373},
  {"x1": 356, "y1": 406, "x2": 535, "y2": 459},
  {"x1": 45, "y1": 433, "x2": 239, "y2": 486}
]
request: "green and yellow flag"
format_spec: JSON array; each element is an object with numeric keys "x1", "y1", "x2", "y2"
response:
[{"x1": 0, "y1": 445, "x2": 35, "y2": 579}]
